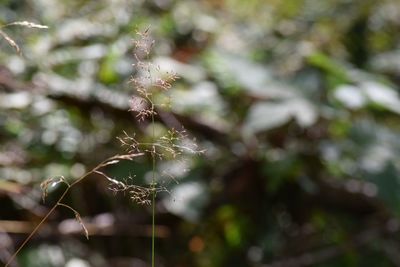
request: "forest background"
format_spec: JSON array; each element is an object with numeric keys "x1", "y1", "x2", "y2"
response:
[{"x1": 1, "y1": 1, "x2": 400, "y2": 267}]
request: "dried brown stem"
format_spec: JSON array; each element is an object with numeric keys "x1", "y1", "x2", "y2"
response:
[{"x1": 5, "y1": 153, "x2": 142, "y2": 267}]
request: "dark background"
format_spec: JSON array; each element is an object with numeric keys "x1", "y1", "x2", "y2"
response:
[{"x1": 1, "y1": 0, "x2": 400, "y2": 266}]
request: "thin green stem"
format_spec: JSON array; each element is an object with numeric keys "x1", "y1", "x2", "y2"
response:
[
  {"x1": 152, "y1": 166, "x2": 156, "y2": 267},
  {"x1": 151, "y1": 102, "x2": 156, "y2": 267}
]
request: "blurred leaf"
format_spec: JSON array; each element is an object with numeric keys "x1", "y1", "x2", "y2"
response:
[
  {"x1": 205, "y1": 51, "x2": 297, "y2": 99},
  {"x1": 5, "y1": 21, "x2": 48, "y2": 29},
  {"x1": 217, "y1": 206, "x2": 245, "y2": 248},
  {"x1": 307, "y1": 52, "x2": 350, "y2": 83},
  {"x1": 334, "y1": 84, "x2": 366, "y2": 109},
  {"x1": 361, "y1": 81, "x2": 400, "y2": 114},
  {"x1": 98, "y1": 52, "x2": 119, "y2": 84},
  {"x1": 163, "y1": 181, "x2": 208, "y2": 222},
  {"x1": 242, "y1": 98, "x2": 317, "y2": 135}
]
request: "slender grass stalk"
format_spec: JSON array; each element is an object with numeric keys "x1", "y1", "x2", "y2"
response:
[
  {"x1": 151, "y1": 100, "x2": 156, "y2": 267},
  {"x1": 5, "y1": 190, "x2": 68, "y2": 267},
  {"x1": 5, "y1": 29, "x2": 199, "y2": 267},
  {"x1": 151, "y1": 167, "x2": 156, "y2": 267},
  {"x1": 5, "y1": 154, "x2": 141, "y2": 267}
]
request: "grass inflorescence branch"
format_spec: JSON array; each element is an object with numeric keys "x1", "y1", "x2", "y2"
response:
[
  {"x1": 5, "y1": 28, "x2": 202, "y2": 267},
  {"x1": 5, "y1": 153, "x2": 143, "y2": 267}
]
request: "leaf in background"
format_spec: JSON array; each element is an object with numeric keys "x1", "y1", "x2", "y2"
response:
[
  {"x1": 307, "y1": 52, "x2": 350, "y2": 83},
  {"x1": 98, "y1": 52, "x2": 119, "y2": 84},
  {"x1": 205, "y1": 51, "x2": 297, "y2": 99},
  {"x1": 153, "y1": 57, "x2": 206, "y2": 83},
  {"x1": 334, "y1": 84, "x2": 367, "y2": 109},
  {"x1": 370, "y1": 50, "x2": 400, "y2": 75},
  {"x1": 361, "y1": 81, "x2": 400, "y2": 114},
  {"x1": 163, "y1": 182, "x2": 208, "y2": 222},
  {"x1": 5, "y1": 21, "x2": 48, "y2": 29},
  {"x1": 242, "y1": 98, "x2": 317, "y2": 135},
  {"x1": 334, "y1": 81, "x2": 400, "y2": 114}
]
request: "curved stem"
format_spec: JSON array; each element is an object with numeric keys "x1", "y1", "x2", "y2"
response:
[
  {"x1": 5, "y1": 154, "x2": 138, "y2": 267},
  {"x1": 5, "y1": 186, "x2": 70, "y2": 267}
]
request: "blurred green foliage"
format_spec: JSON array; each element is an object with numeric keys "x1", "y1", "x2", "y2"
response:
[{"x1": 2, "y1": 0, "x2": 400, "y2": 267}]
